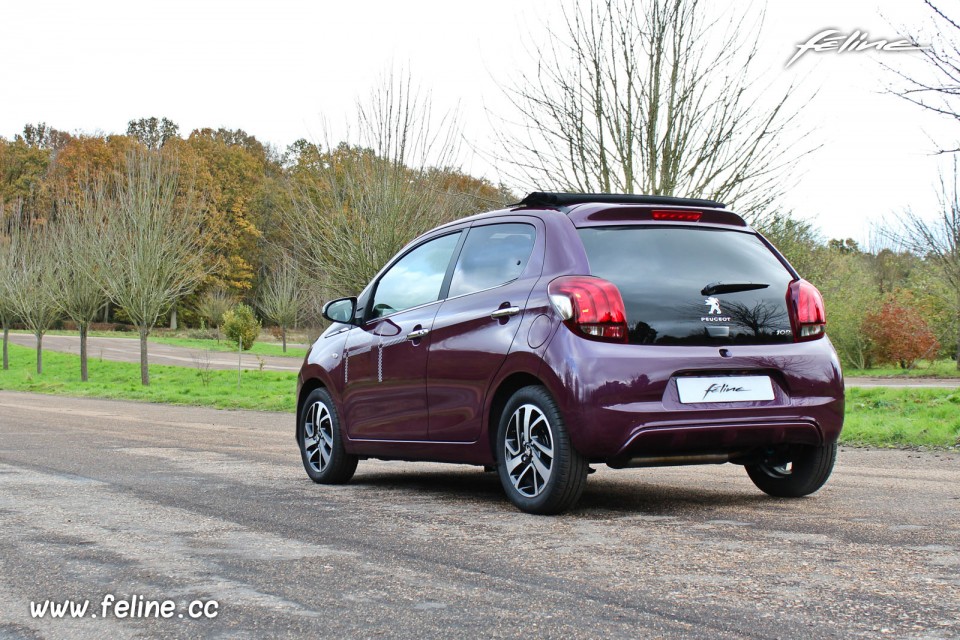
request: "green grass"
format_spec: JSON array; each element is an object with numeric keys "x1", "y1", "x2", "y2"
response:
[
  {"x1": 149, "y1": 336, "x2": 307, "y2": 358},
  {"x1": 2, "y1": 344, "x2": 958, "y2": 449},
  {"x1": 845, "y1": 359, "x2": 960, "y2": 379},
  {"x1": 0, "y1": 344, "x2": 296, "y2": 413},
  {"x1": 843, "y1": 387, "x2": 960, "y2": 448}
]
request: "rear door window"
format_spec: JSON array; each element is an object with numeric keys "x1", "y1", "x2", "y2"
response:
[
  {"x1": 578, "y1": 226, "x2": 795, "y2": 345},
  {"x1": 448, "y1": 223, "x2": 536, "y2": 297}
]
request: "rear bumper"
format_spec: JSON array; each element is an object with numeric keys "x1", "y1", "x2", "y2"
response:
[{"x1": 538, "y1": 326, "x2": 845, "y2": 461}]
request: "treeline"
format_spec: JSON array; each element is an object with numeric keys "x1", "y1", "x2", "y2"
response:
[
  {"x1": 3, "y1": 114, "x2": 959, "y2": 383},
  {"x1": 0, "y1": 92, "x2": 512, "y2": 385},
  {"x1": 759, "y1": 212, "x2": 959, "y2": 371}
]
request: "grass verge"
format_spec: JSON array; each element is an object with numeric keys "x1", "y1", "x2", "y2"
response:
[
  {"x1": 844, "y1": 387, "x2": 960, "y2": 448},
  {"x1": 845, "y1": 359, "x2": 960, "y2": 379},
  {"x1": 1, "y1": 344, "x2": 957, "y2": 448},
  {"x1": 0, "y1": 344, "x2": 295, "y2": 413}
]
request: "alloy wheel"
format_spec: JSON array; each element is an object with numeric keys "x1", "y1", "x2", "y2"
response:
[
  {"x1": 503, "y1": 403, "x2": 555, "y2": 497},
  {"x1": 303, "y1": 400, "x2": 334, "y2": 473}
]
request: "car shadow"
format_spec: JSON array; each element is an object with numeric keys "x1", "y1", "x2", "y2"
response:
[{"x1": 348, "y1": 463, "x2": 774, "y2": 516}]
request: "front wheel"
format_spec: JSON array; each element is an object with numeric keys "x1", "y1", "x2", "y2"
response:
[
  {"x1": 496, "y1": 386, "x2": 588, "y2": 515},
  {"x1": 745, "y1": 442, "x2": 838, "y2": 498},
  {"x1": 298, "y1": 388, "x2": 358, "y2": 484}
]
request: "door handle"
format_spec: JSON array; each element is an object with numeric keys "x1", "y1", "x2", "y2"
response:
[
  {"x1": 490, "y1": 306, "x2": 521, "y2": 319},
  {"x1": 407, "y1": 328, "x2": 430, "y2": 340}
]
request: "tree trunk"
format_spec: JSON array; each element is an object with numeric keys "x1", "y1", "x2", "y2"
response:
[
  {"x1": 36, "y1": 332, "x2": 43, "y2": 374},
  {"x1": 102, "y1": 301, "x2": 110, "y2": 324},
  {"x1": 2, "y1": 324, "x2": 8, "y2": 370},
  {"x1": 139, "y1": 326, "x2": 150, "y2": 386},
  {"x1": 170, "y1": 307, "x2": 178, "y2": 330},
  {"x1": 282, "y1": 326, "x2": 287, "y2": 353},
  {"x1": 956, "y1": 305, "x2": 960, "y2": 371},
  {"x1": 80, "y1": 323, "x2": 89, "y2": 382}
]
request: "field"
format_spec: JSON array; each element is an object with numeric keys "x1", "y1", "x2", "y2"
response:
[{"x1": 0, "y1": 344, "x2": 294, "y2": 412}]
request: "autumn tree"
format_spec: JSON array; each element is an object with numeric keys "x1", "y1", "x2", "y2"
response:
[
  {"x1": 497, "y1": 0, "x2": 806, "y2": 219},
  {"x1": 50, "y1": 134, "x2": 135, "y2": 196},
  {"x1": 94, "y1": 150, "x2": 212, "y2": 385},
  {"x1": 864, "y1": 292, "x2": 940, "y2": 368},
  {"x1": 169, "y1": 128, "x2": 270, "y2": 294},
  {"x1": 257, "y1": 253, "x2": 307, "y2": 352},
  {"x1": 0, "y1": 138, "x2": 53, "y2": 225}
]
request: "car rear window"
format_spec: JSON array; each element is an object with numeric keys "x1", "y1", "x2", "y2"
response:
[{"x1": 578, "y1": 226, "x2": 795, "y2": 345}]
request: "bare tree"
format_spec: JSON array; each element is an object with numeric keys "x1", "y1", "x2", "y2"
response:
[
  {"x1": 195, "y1": 287, "x2": 236, "y2": 342},
  {"x1": 95, "y1": 150, "x2": 212, "y2": 385},
  {"x1": 6, "y1": 224, "x2": 60, "y2": 374},
  {"x1": 52, "y1": 183, "x2": 109, "y2": 382},
  {"x1": 283, "y1": 70, "x2": 507, "y2": 298},
  {"x1": 496, "y1": 0, "x2": 807, "y2": 219},
  {"x1": 257, "y1": 253, "x2": 307, "y2": 352},
  {"x1": 884, "y1": 159, "x2": 960, "y2": 369},
  {"x1": 886, "y1": 1, "x2": 960, "y2": 152}
]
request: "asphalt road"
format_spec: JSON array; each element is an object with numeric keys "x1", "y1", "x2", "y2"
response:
[
  {"x1": 0, "y1": 391, "x2": 958, "y2": 639},
  {"x1": 7, "y1": 333, "x2": 302, "y2": 372}
]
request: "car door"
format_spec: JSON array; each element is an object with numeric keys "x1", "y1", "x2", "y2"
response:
[
  {"x1": 427, "y1": 220, "x2": 542, "y2": 442},
  {"x1": 342, "y1": 231, "x2": 463, "y2": 441}
]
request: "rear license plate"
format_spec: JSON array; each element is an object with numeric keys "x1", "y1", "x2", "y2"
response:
[{"x1": 676, "y1": 376, "x2": 775, "y2": 404}]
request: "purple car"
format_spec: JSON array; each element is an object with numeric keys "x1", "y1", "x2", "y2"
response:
[{"x1": 296, "y1": 192, "x2": 844, "y2": 514}]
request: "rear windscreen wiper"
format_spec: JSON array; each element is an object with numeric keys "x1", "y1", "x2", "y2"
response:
[{"x1": 701, "y1": 282, "x2": 770, "y2": 296}]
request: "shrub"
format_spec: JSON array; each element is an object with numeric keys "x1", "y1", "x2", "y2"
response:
[
  {"x1": 863, "y1": 292, "x2": 940, "y2": 369},
  {"x1": 222, "y1": 303, "x2": 261, "y2": 351}
]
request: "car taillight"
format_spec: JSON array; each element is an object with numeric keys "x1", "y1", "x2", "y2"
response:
[
  {"x1": 787, "y1": 279, "x2": 826, "y2": 341},
  {"x1": 548, "y1": 276, "x2": 628, "y2": 343}
]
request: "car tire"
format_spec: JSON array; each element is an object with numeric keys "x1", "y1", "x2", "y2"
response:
[
  {"x1": 298, "y1": 388, "x2": 358, "y2": 484},
  {"x1": 745, "y1": 442, "x2": 838, "y2": 498},
  {"x1": 496, "y1": 385, "x2": 588, "y2": 515}
]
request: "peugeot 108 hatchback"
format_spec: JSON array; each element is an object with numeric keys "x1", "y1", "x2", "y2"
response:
[{"x1": 296, "y1": 192, "x2": 844, "y2": 514}]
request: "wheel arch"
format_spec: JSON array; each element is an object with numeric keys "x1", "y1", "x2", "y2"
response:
[
  {"x1": 485, "y1": 371, "x2": 548, "y2": 459},
  {"x1": 296, "y1": 377, "x2": 328, "y2": 439}
]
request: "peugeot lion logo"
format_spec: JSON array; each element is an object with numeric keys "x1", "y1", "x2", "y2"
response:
[{"x1": 704, "y1": 297, "x2": 722, "y2": 315}]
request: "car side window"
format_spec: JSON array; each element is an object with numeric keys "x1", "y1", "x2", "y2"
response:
[
  {"x1": 370, "y1": 232, "x2": 461, "y2": 320},
  {"x1": 448, "y1": 223, "x2": 536, "y2": 298}
]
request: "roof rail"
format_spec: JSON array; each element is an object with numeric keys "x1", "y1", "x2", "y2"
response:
[{"x1": 517, "y1": 191, "x2": 725, "y2": 209}]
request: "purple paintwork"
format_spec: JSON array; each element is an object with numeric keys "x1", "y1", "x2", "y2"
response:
[{"x1": 297, "y1": 201, "x2": 844, "y2": 471}]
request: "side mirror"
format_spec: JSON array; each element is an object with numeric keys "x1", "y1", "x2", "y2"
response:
[{"x1": 322, "y1": 297, "x2": 358, "y2": 325}]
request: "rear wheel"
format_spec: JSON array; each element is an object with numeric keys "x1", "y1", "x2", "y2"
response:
[
  {"x1": 745, "y1": 442, "x2": 837, "y2": 497},
  {"x1": 298, "y1": 388, "x2": 358, "y2": 484},
  {"x1": 496, "y1": 386, "x2": 588, "y2": 515}
]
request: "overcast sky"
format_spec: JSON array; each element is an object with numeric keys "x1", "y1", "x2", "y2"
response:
[{"x1": 0, "y1": 0, "x2": 953, "y2": 243}]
